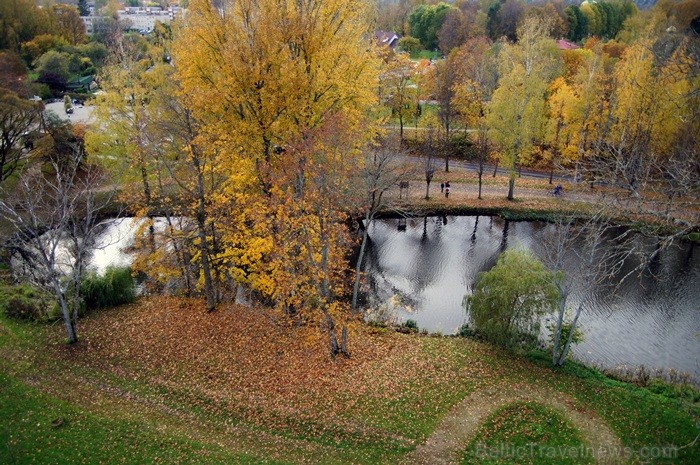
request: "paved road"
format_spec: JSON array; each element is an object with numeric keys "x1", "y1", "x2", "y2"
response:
[
  {"x1": 406, "y1": 154, "x2": 572, "y2": 183},
  {"x1": 44, "y1": 101, "x2": 94, "y2": 124}
]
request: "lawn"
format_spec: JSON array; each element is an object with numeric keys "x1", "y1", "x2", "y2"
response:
[{"x1": 1, "y1": 297, "x2": 698, "y2": 463}]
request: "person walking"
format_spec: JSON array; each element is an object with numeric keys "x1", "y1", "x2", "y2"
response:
[
  {"x1": 440, "y1": 181, "x2": 445, "y2": 193},
  {"x1": 445, "y1": 185, "x2": 450, "y2": 198}
]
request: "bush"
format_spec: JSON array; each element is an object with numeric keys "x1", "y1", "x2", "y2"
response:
[
  {"x1": 396, "y1": 319, "x2": 419, "y2": 333},
  {"x1": 404, "y1": 319, "x2": 418, "y2": 331},
  {"x1": 465, "y1": 249, "x2": 558, "y2": 349},
  {"x1": 81, "y1": 267, "x2": 135, "y2": 310},
  {"x1": 457, "y1": 323, "x2": 474, "y2": 338},
  {"x1": 0, "y1": 283, "x2": 56, "y2": 321}
]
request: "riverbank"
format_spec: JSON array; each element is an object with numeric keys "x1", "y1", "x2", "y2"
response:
[
  {"x1": 376, "y1": 168, "x2": 699, "y2": 240},
  {"x1": 1, "y1": 296, "x2": 698, "y2": 463}
]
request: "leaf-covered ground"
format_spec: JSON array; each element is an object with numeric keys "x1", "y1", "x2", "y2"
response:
[{"x1": 1, "y1": 297, "x2": 698, "y2": 463}]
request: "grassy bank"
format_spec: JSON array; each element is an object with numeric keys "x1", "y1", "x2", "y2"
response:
[{"x1": 1, "y1": 297, "x2": 698, "y2": 463}]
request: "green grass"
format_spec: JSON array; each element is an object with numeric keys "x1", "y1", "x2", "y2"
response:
[
  {"x1": 0, "y1": 305, "x2": 698, "y2": 464},
  {"x1": 0, "y1": 373, "x2": 280, "y2": 465},
  {"x1": 460, "y1": 401, "x2": 593, "y2": 465},
  {"x1": 409, "y1": 50, "x2": 441, "y2": 60}
]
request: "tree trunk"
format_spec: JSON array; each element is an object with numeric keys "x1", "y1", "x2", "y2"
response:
[
  {"x1": 352, "y1": 211, "x2": 371, "y2": 310},
  {"x1": 507, "y1": 176, "x2": 515, "y2": 200},
  {"x1": 194, "y1": 156, "x2": 216, "y2": 312},
  {"x1": 399, "y1": 115, "x2": 404, "y2": 144},
  {"x1": 326, "y1": 313, "x2": 341, "y2": 358},
  {"x1": 425, "y1": 180, "x2": 431, "y2": 199},
  {"x1": 340, "y1": 326, "x2": 349, "y2": 357},
  {"x1": 55, "y1": 284, "x2": 77, "y2": 344},
  {"x1": 555, "y1": 303, "x2": 583, "y2": 367},
  {"x1": 492, "y1": 159, "x2": 498, "y2": 177}
]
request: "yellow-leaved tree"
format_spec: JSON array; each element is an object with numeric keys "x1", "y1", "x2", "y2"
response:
[
  {"x1": 486, "y1": 17, "x2": 561, "y2": 200},
  {"x1": 173, "y1": 0, "x2": 379, "y2": 356}
]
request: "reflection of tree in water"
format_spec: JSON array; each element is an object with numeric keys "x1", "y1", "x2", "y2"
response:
[
  {"x1": 408, "y1": 216, "x2": 449, "y2": 293},
  {"x1": 363, "y1": 220, "x2": 419, "y2": 310}
]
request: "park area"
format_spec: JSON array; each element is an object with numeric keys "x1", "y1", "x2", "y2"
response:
[{"x1": 1, "y1": 295, "x2": 699, "y2": 464}]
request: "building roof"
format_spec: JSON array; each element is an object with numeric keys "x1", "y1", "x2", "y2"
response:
[
  {"x1": 374, "y1": 30, "x2": 400, "y2": 48},
  {"x1": 556, "y1": 39, "x2": 580, "y2": 50}
]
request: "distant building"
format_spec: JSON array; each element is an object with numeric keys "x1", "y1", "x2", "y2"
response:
[
  {"x1": 374, "y1": 30, "x2": 400, "y2": 49},
  {"x1": 82, "y1": 6, "x2": 184, "y2": 35},
  {"x1": 556, "y1": 39, "x2": 580, "y2": 50}
]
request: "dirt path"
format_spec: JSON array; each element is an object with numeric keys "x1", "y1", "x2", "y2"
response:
[{"x1": 403, "y1": 384, "x2": 623, "y2": 465}]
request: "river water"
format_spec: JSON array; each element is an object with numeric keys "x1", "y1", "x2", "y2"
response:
[{"x1": 362, "y1": 215, "x2": 700, "y2": 379}]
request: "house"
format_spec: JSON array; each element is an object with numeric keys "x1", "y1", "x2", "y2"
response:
[
  {"x1": 556, "y1": 39, "x2": 580, "y2": 50},
  {"x1": 65, "y1": 75, "x2": 96, "y2": 93},
  {"x1": 375, "y1": 30, "x2": 400, "y2": 49}
]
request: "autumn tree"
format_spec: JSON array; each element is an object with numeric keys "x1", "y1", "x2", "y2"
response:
[
  {"x1": 600, "y1": 39, "x2": 692, "y2": 210},
  {"x1": 174, "y1": 0, "x2": 379, "y2": 355},
  {"x1": 451, "y1": 37, "x2": 498, "y2": 196},
  {"x1": 0, "y1": 89, "x2": 41, "y2": 184},
  {"x1": 49, "y1": 4, "x2": 87, "y2": 46},
  {"x1": 380, "y1": 52, "x2": 416, "y2": 144},
  {"x1": 429, "y1": 55, "x2": 460, "y2": 172},
  {"x1": 487, "y1": 17, "x2": 561, "y2": 200}
]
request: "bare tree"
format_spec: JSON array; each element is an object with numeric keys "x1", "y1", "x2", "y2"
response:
[
  {"x1": 0, "y1": 125, "x2": 116, "y2": 344},
  {"x1": 541, "y1": 216, "x2": 609, "y2": 367},
  {"x1": 352, "y1": 139, "x2": 413, "y2": 309}
]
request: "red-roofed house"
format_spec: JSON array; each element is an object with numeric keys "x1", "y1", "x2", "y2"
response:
[{"x1": 556, "y1": 39, "x2": 580, "y2": 50}]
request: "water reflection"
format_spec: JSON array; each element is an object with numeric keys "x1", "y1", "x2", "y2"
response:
[{"x1": 363, "y1": 216, "x2": 700, "y2": 378}]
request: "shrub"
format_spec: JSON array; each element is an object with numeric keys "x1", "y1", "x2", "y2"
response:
[
  {"x1": 81, "y1": 267, "x2": 135, "y2": 310},
  {"x1": 0, "y1": 283, "x2": 56, "y2": 321},
  {"x1": 457, "y1": 323, "x2": 474, "y2": 338},
  {"x1": 465, "y1": 249, "x2": 559, "y2": 349},
  {"x1": 396, "y1": 319, "x2": 419, "y2": 333}
]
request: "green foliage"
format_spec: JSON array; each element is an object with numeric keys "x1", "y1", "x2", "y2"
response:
[
  {"x1": 408, "y1": 2, "x2": 454, "y2": 50},
  {"x1": 0, "y1": 283, "x2": 56, "y2": 322},
  {"x1": 35, "y1": 50, "x2": 70, "y2": 89},
  {"x1": 402, "y1": 319, "x2": 419, "y2": 332},
  {"x1": 465, "y1": 249, "x2": 559, "y2": 348},
  {"x1": 547, "y1": 320, "x2": 584, "y2": 349},
  {"x1": 457, "y1": 323, "x2": 474, "y2": 338},
  {"x1": 397, "y1": 36, "x2": 422, "y2": 54},
  {"x1": 81, "y1": 267, "x2": 135, "y2": 310},
  {"x1": 461, "y1": 401, "x2": 592, "y2": 464}
]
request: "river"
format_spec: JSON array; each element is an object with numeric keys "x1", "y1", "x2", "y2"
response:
[{"x1": 362, "y1": 215, "x2": 700, "y2": 380}]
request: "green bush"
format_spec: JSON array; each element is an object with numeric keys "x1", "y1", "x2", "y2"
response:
[
  {"x1": 465, "y1": 249, "x2": 559, "y2": 349},
  {"x1": 81, "y1": 267, "x2": 135, "y2": 310},
  {"x1": 0, "y1": 283, "x2": 56, "y2": 321}
]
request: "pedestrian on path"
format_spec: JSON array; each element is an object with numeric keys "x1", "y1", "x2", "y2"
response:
[
  {"x1": 445, "y1": 186, "x2": 450, "y2": 198},
  {"x1": 440, "y1": 182, "x2": 444, "y2": 193}
]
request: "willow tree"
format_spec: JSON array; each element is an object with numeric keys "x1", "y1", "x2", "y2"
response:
[
  {"x1": 486, "y1": 17, "x2": 561, "y2": 200},
  {"x1": 174, "y1": 0, "x2": 379, "y2": 355}
]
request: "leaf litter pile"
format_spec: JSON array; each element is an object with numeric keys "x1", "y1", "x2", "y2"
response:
[{"x1": 28, "y1": 296, "x2": 507, "y2": 460}]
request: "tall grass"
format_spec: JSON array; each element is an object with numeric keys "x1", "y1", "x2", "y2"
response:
[{"x1": 81, "y1": 266, "x2": 135, "y2": 309}]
